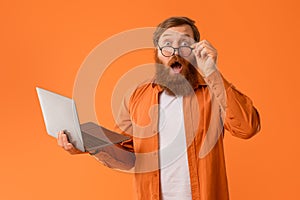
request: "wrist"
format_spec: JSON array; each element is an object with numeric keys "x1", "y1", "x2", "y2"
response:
[{"x1": 203, "y1": 65, "x2": 217, "y2": 77}]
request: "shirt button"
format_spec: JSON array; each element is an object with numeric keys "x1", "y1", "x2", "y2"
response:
[{"x1": 153, "y1": 194, "x2": 158, "y2": 199}]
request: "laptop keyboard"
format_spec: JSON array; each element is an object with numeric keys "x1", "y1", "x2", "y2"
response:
[{"x1": 82, "y1": 133, "x2": 108, "y2": 148}]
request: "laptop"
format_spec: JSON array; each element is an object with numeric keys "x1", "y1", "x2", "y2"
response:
[{"x1": 36, "y1": 87, "x2": 130, "y2": 152}]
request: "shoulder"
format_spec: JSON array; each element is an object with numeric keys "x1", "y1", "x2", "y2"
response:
[{"x1": 129, "y1": 78, "x2": 159, "y2": 101}]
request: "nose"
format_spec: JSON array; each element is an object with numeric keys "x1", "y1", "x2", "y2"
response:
[{"x1": 173, "y1": 47, "x2": 180, "y2": 56}]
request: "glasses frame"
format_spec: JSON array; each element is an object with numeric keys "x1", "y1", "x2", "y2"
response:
[{"x1": 157, "y1": 44, "x2": 195, "y2": 57}]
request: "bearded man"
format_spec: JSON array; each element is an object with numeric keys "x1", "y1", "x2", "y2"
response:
[{"x1": 57, "y1": 16, "x2": 261, "y2": 200}]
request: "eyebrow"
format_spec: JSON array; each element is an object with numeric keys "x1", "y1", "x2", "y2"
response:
[{"x1": 161, "y1": 33, "x2": 192, "y2": 38}]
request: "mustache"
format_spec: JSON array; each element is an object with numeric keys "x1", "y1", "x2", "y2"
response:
[
  {"x1": 167, "y1": 55, "x2": 190, "y2": 68},
  {"x1": 154, "y1": 53, "x2": 201, "y2": 96}
]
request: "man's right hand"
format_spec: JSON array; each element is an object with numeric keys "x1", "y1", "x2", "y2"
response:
[{"x1": 57, "y1": 131, "x2": 86, "y2": 155}]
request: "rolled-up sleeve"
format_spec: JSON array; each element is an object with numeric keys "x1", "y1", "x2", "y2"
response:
[{"x1": 205, "y1": 70, "x2": 261, "y2": 139}]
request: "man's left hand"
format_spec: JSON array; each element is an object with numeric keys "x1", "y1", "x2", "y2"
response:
[{"x1": 192, "y1": 40, "x2": 218, "y2": 77}]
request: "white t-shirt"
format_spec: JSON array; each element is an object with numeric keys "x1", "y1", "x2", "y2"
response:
[{"x1": 159, "y1": 91, "x2": 192, "y2": 200}]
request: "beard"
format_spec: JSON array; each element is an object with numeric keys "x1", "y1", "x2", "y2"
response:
[{"x1": 154, "y1": 50, "x2": 201, "y2": 96}]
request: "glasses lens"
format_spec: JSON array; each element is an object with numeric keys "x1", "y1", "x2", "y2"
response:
[
  {"x1": 161, "y1": 46, "x2": 174, "y2": 57},
  {"x1": 179, "y1": 47, "x2": 192, "y2": 57}
]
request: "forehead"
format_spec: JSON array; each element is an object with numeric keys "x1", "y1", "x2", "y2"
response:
[{"x1": 160, "y1": 24, "x2": 194, "y2": 40}]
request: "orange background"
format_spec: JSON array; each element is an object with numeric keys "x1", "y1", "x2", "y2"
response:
[{"x1": 1, "y1": 0, "x2": 299, "y2": 199}]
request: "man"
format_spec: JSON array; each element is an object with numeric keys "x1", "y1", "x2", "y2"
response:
[{"x1": 57, "y1": 16, "x2": 260, "y2": 200}]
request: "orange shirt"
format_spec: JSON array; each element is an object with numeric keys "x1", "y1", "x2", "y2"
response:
[{"x1": 93, "y1": 71, "x2": 261, "y2": 200}]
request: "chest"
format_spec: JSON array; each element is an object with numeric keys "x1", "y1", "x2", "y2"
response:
[{"x1": 129, "y1": 88, "x2": 212, "y2": 153}]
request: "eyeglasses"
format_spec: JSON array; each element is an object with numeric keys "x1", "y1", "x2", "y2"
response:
[{"x1": 158, "y1": 45, "x2": 194, "y2": 57}]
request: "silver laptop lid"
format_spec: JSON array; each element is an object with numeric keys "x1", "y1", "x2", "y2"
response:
[{"x1": 36, "y1": 87, "x2": 85, "y2": 152}]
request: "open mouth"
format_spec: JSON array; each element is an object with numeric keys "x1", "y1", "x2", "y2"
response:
[{"x1": 170, "y1": 61, "x2": 183, "y2": 73}]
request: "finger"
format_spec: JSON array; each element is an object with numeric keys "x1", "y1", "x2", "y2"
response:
[
  {"x1": 200, "y1": 47, "x2": 208, "y2": 59},
  {"x1": 66, "y1": 143, "x2": 83, "y2": 155},
  {"x1": 198, "y1": 41, "x2": 217, "y2": 57},
  {"x1": 192, "y1": 42, "x2": 204, "y2": 49},
  {"x1": 62, "y1": 133, "x2": 70, "y2": 149},
  {"x1": 203, "y1": 47, "x2": 217, "y2": 57},
  {"x1": 200, "y1": 43, "x2": 214, "y2": 51},
  {"x1": 199, "y1": 40, "x2": 211, "y2": 46},
  {"x1": 199, "y1": 40, "x2": 216, "y2": 51},
  {"x1": 65, "y1": 143, "x2": 74, "y2": 151},
  {"x1": 198, "y1": 45, "x2": 210, "y2": 59},
  {"x1": 191, "y1": 43, "x2": 197, "y2": 48},
  {"x1": 202, "y1": 46, "x2": 218, "y2": 61},
  {"x1": 200, "y1": 43, "x2": 214, "y2": 53},
  {"x1": 192, "y1": 43, "x2": 204, "y2": 57},
  {"x1": 194, "y1": 42, "x2": 216, "y2": 60},
  {"x1": 57, "y1": 131, "x2": 64, "y2": 147}
]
